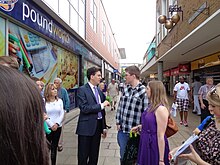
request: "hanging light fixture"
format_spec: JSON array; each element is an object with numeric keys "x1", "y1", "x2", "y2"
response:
[
  {"x1": 158, "y1": 5, "x2": 183, "y2": 29},
  {"x1": 158, "y1": 15, "x2": 167, "y2": 24},
  {"x1": 165, "y1": 20, "x2": 173, "y2": 29},
  {"x1": 171, "y1": 14, "x2": 180, "y2": 23}
]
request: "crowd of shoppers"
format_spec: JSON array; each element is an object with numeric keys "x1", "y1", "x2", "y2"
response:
[
  {"x1": 172, "y1": 83, "x2": 220, "y2": 165},
  {"x1": 1, "y1": 57, "x2": 220, "y2": 165}
]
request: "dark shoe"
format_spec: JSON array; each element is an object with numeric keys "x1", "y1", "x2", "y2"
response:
[
  {"x1": 192, "y1": 111, "x2": 197, "y2": 114},
  {"x1": 106, "y1": 125, "x2": 112, "y2": 129},
  {"x1": 57, "y1": 145, "x2": 63, "y2": 152},
  {"x1": 111, "y1": 108, "x2": 113, "y2": 111}
]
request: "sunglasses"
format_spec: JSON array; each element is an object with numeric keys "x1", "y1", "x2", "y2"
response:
[{"x1": 210, "y1": 86, "x2": 219, "y2": 98}]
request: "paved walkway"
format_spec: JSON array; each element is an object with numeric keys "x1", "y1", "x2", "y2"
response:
[{"x1": 57, "y1": 97, "x2": 200, "y2": 165}]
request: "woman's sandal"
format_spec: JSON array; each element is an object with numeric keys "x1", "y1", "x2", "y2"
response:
[{"x1": 57, "y1": 145, "x2": 63, "y2": 152}]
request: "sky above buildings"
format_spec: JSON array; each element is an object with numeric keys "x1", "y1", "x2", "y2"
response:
[{"x1": 102, "y1": 0, "x2": 156, "y2": 64}]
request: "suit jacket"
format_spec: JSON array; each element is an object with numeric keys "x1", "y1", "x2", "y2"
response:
[{"x1": 76, "y1": 83, "x2": 106, "y2": 136}]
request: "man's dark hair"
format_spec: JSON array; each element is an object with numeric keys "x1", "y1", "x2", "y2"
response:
[
  {"x1": 125, "y1": 65, "x2": 140, "y2": 79},
  {"x1": 87, "y1": 67, "x2": 101, "y2": 80},
  {"x1": 194, "y1": 76, "x2": 200, "y2": 82}
]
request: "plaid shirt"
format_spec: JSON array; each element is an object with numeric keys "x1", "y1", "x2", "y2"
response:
[{"x1": 116, "y1": 83, "x2": 148, "y2": 133}]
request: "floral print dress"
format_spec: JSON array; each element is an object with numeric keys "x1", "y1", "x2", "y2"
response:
[{"x1": 196, "y1": 120, "x2": 220, "y2": 165}]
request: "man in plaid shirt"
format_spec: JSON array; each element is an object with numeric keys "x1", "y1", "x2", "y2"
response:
[{"x1": 116, "y1": 65, "x2": 148, "y2": 162}]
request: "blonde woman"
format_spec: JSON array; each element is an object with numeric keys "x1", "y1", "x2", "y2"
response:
[
  {"x1": 44, "y1": 83, "x2": 64, "y2": 165},
  {"x1": 178, "y1": 83, "x2": 220, "y2": 164},
  {"x1": 131, "y1": 80, "x2": 170, "y2": 165}
]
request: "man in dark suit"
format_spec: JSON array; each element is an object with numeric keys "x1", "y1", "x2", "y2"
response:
[{"x1": 76, "y1": 67, "x2": 110, "y2": 165}]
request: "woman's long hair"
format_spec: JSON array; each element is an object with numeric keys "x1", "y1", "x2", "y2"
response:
[
  {"x1": 0, "y1": 65, "x2": 49, "y2": 165},
  {"x1": 147, "y1": 80, "x2": 169, "y2": 112}
]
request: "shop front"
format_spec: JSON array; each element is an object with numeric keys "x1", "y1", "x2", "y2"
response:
[
  {"x1": 0, "y1": 0, "x2": 99, "y2": 109},
  {"x1": 191, "y1": 52, "x2": 220, "y2": 84},
  {"x1": 168, "y1": 63, "x2": 191, "y2": 96},
  {"x1": 82, "y1": 50, "x2": 102, "y2": 84}
]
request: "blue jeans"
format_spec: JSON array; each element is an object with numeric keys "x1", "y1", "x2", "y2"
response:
[{"x1": 117, "y1": 130, "x2": 129, "y2": 160}]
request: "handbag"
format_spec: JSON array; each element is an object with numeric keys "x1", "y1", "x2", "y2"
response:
[
  {"x1": 165, "y1": 117, "x2": 178, "y2": 138},
  {"x1": 121, "y1": 132, "x2": 140, "y2": 165}
]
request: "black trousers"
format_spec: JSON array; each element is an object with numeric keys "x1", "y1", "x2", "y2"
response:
[
  {"x1": 78, "y1": 120, "x2": 102, "y2": 165},
  {"x1": 46, "y1": 127, "x2": 62, "y2": 165},
  {"x1": 201, "y1": 99, "x2": 211, "y2": 123}
]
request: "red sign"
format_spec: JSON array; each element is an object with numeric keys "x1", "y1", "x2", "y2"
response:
[
  {"x1": 170, "y1": 68, "x2": 179, "y2": 76},
  {"x1": 163, "y1": 70, "x2": 171, "y2": 77},
  {"x1": 178, "y1": 64, "x2": 190, "y2": 73}
]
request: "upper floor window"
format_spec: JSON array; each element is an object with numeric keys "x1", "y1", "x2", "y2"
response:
[
  {"x1": 42, "y1": 0, "x2": 59, "y2": 13},
  {"x1": 107, "y1": 35, "x2": 111, "y2": 52},
  {"x1": 59, "y1": 0, "x2": 70, "y2": 23},
  {"x1": 102, "y1": 21, "x2": 106, "y2": 45},
  {"x1": 90, "y1": 0, "x2": 97, "y2": 32}
]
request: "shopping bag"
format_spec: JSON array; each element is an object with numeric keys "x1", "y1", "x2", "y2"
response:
[
  {"x1": 170, "y1": 102, "x2": 178, "y2": 117},
  {"x1": 106, "y1": 95, "x2": 112, "y2": 104},
  {"x1": 165, "y1": 117, "x2": 178, "y2": 138},
  {"x1": 121, "y1": 132, "x2": 140, "y2": 165}
]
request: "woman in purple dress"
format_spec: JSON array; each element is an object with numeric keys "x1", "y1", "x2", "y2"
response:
[{"x1": 131, "y1": 80, "x2": 170, "y2": 165}]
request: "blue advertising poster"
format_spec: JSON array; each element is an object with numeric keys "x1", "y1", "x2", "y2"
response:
[
  {"x1": 0, "y1": 0, "x2": 77, "y2": 53},
  {"x1": 0, "y1": 0, "x2": 103, "y2": 66}
]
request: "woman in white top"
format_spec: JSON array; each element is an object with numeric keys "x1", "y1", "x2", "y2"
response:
[{"x1": 44, "y1": 83, "x2": 64, "y2": 165}]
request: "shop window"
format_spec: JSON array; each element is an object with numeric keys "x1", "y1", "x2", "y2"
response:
[
  {"x1": 90, "y1": 0, "x2": 97, "y2": 32},
  {"x1": 0, "y1": 17, "x2": 6, "y2": 56},
  {"x1": 8, "y1": 22, "x2": 79, "y2": 89},
  {"x1": 79, "y1": 17, "x2": 85, "y2": 39}
]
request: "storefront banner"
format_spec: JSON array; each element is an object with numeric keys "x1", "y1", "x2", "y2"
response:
[
  {"x1": 0, "y1": 0, "x2": 90, "y2": 59},
  {"x1": 191, "y1": 52, "x2": 220, "y2": 70},
  {"x1": 178, "y1": 64, "x2": 190, "y2": 73},
  {"x1": 81, "y1": 46, "x2": 102, "y2": 66},
  {"x1": 163, "y1": 70, "x2": 171, "y2": 77},
  {"x1": 170, "y1": 68, "x2": 179, "y2": 76}
]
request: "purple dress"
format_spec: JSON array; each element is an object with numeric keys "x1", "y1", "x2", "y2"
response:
[{"x1": 137, "y1": 107, "x2": 170, "y2": 165}]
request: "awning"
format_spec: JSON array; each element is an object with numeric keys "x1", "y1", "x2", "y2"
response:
[{"x1": 141, "y1": 9, "x2": 220, "y2": 77}]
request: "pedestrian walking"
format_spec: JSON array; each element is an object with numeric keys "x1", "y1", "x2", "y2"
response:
[
  {"x1": 191, "y1": 76, "x2": 202, "y2": 115},
  {"x1": 173, "y1": 76, "x2": 191, "y2": 127},
  {"x1": 107, "y1": 79, "x2": 119, "y2": 111},
  {"x1": 198, "y1": 77, "x2": 214, "y2": 122}
]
